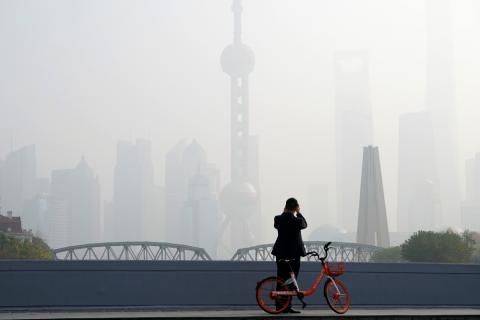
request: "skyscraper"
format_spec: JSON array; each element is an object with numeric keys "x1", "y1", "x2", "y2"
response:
[
  {"x1": 45, "y1": 197, "x2": 68, "y2": 248},
  {"x1": 165, "y1": 139, "x2": 220, "y2": 251},
  {"x1": 397, "y1": 111, "x2": 439, "y2": 232},
  {"x1": 357, "y1": 146, "x2": 390, "y2": 247},
  {"x1": 146, "y1": 185, "x2": 166, "y2": 242},
  {"x1": 335, "y1": 52, "x2": 374, "y2": 232},
  {"x1": 165, "y1": 139, "x2": 188, "y2": 243},
  {"x1": 184, "y1": 167, "x2": 221, "y2": 257},
  {"x1": 426, "y1": 0, "x2": 460, "y2": 227},
  {"x1": 113, "y1": 139, "x2": 154, "y2": 241},
  {"x1": 2, "y1": 145, "x2": 36, "y2": 218},
  {"x1": 396, "y1": 1, "x2": 458, "y2": 233},
  {"x1": 219, "y1": 0, "x2": 260, "y2": 251},
  {"x1": 50, "y1": 157, "x2": 101, "y2": 246},
  {"x1": 462, "y1": 153, "x2": 480, "y2": 231}
]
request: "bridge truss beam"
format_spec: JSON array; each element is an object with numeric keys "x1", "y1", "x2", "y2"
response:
[
  {"x1": 231, "y1": 241, "x2": 380, "y2": 262},
  {"x1": 53, "y1": 242, "x2": 212, "y2": 261}
]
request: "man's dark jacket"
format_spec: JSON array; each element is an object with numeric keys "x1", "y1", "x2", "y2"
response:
[{"x1": 271, "y1": 212, "x2": 307, "y2": 259}]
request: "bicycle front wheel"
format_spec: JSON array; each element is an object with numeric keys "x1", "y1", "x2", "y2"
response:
[
  {"x1": 256, "y1": 276, "x2": 292, "y2": 314},
  {"x1": 323, "y1": 278, "x2": 350, "y2": 314}
]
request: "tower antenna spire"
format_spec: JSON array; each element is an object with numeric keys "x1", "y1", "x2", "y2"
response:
[{"x1": 232, "y1": 0, "x2": 242, "y2": 44}]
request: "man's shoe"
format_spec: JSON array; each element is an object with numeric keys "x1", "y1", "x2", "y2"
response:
[{"x1": 284, "y1": 308, "x2": 301, "y2": 314}]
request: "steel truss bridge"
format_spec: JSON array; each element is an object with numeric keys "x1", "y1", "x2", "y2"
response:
[
  {"x1": 53, "y1": 241, "x2": 379, "y2": 262},
  {"x1": 231, "y1": 241, "x2": 380, "y2": 262},
  {"x1": 53, "y1": 242, "x2": 212, "y2": 261}
]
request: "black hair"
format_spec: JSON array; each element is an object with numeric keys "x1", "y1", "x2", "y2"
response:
[{"x1": 285, "y1": 197, "x2": 299, "y2": 211}]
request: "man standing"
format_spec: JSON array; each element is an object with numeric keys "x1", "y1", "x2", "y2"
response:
[{"x1": 271, "y1": 198, "x2": 308, "y2": 313}]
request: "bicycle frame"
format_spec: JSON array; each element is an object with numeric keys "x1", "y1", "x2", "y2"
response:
[{"x1": 271, "y1": 265, "x2": 335, "y2": 298}]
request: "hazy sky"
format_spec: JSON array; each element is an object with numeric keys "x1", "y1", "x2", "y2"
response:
[{"x1": 1, "y1": 0, "x2": 480, "y2": 240}]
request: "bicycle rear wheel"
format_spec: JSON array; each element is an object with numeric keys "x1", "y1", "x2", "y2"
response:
[
  {"x1": 256, "y1": 276, "x2": 292, "y2": 314},
  {"x1": 323, "y1": 278, "x2": 350, "y2": 314}
]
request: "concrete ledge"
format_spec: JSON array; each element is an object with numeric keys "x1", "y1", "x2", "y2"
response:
[{"x1": 0, "y1": 261, "x2": 479, "y2": 309}]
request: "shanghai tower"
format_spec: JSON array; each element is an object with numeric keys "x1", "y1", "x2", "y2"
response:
[{"x1": 426, "y1": 0, "x2": 460, "y2": 228}]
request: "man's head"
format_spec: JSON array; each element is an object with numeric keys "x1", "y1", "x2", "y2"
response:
[{"x1": 285, "y1": 197, "x2": 299, "y2": 212}]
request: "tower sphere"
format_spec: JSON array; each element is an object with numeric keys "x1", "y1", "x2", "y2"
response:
[
  {"x1": 220, "y1": 181, "x2": 257, "y2": 218},
  {"x1": 220, "y1": 43, "x2": 255, "y2": 77}
]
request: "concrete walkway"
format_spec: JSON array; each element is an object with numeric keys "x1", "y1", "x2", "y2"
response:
[{"x1": 0, "y1": 308, "x2": 479, "y2": 319}]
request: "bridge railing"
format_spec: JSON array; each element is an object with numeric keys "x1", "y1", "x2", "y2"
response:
[
  {"x1": 231, "y1": 241, "x2": 380, "y2": 262},
  {"x1": 53, "y1": 242, "x2": 212, "y2": 261}
]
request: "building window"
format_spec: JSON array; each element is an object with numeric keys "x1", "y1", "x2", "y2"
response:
[{"x1": 237, "y1": 77, "x2": 242, "y2": 87}]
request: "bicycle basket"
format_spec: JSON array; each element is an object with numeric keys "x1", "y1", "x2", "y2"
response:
[{"x1": 325, "y1": 262, "x2": 345, "y2": 276}]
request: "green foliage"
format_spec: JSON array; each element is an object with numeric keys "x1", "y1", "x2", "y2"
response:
[
  {"x1": 401, "y1": 230, "x2": 474, "y2": 263},
  {"x1": 472, "y1": 248, "x2": 480, "y2": 264},
  {"x1": 468, "y1": 231, "x2": 480, "y2": 264},
  {"x1": 0, "y1": 232, "x2": 54, "y2": 260},
  {"x1": 371, "y1": 246, "x2": 403, "y2": 262}
]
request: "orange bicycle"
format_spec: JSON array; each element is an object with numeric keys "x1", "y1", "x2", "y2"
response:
[{"x1": 256, "y1": 242, "x2": 350, "y2": 314}]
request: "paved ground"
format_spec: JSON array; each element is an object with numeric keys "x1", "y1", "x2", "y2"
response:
[{"x1": 0, "y1": 308, "x2": 479, "y2": 319}]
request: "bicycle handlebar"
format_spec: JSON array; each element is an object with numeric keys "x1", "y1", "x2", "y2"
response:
[{"x1": 305, "y1": 242, "x2": 334, "y2": 261}]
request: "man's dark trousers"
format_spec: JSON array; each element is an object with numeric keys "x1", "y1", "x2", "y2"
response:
[{"x1": 276, "y1": 257, "x2": 300, "y2": 310}]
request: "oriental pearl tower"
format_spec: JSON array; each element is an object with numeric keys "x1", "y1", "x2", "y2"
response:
[{"x1": 219, "y1": 0, "x2": 259, "y2": 252}]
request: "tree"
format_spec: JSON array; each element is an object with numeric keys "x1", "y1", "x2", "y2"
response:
[
  {"x1": 401, "y1": 230, "x2": 474, "y2": 263},
  {"x1": 467, "y1": 231, "x2": 480, "y2": 264},
  {"x1": 371, "y1": 246, "x2": 402, "y2": 262},
  {"x1": 0, "y1": 233, "x2": 54, "y2": 260}
]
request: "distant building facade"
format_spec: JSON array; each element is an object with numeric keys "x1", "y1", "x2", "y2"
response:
[
  {"x1": 113, "y1": 139, "x2": 154, "y2": 241},
  {"x1": 184, "y1": 168, "x2": 220, "y2": 257},
  {"x1": 0, "y1": 210, "x2": 33, "y2": 242},
  {"x1": 2, "y1": 145, "x2": 37, "y2": 227},
  {"x1": 165, "y1": 140, "x2": 220, "y2": 256},
  {"x1": 397, "y1": 111, "x2": 440, "y2": 232},
  {"x1": 142, "y1": 185, "x2": 166, "y2": 242},
  {"x1": 335, "y1": 52, "x2": 374, "y2": 233},
  {"x1": 426, "y1": 0, "x2": 460, "y2": 228},
  {"x1": 49, "y1": 157, "x2": 100, "y2": 247},
  {"x1": 24, "y1": 192, "x2": 50, "y2": 238},
  {"x1": 462, "y1": 153, "x2": 480, "y2": 232},
  {"x1": 45, "y1": 197, "x2": 68, "y2": 248},
  {"x1": 165, "y1": 140, "x2": 189, "y2": 243},
  {"x1": 397, "y1": 0, "x2": 460, "y2": 232},
  {"x1": 0, "y1": 211, "x2": 22, "y2": 233}
]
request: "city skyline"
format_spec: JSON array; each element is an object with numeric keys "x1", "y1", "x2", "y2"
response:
[{"x1": 1, "y1": 0, "x2": 480, "y2": 247}]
